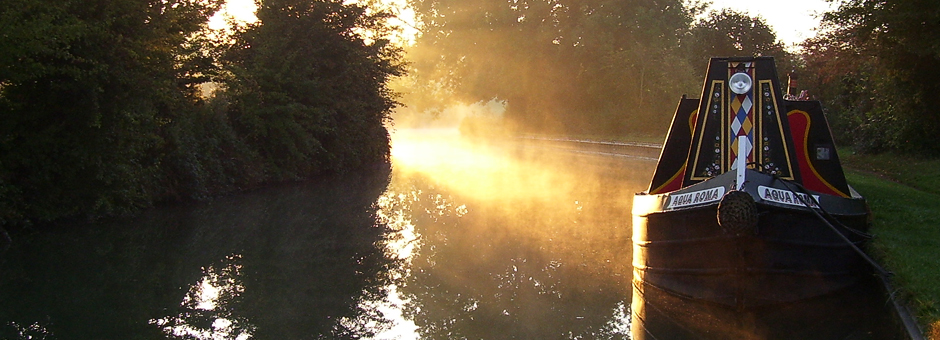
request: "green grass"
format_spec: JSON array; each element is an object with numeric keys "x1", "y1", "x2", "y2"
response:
[
  {"x1": 842, "y1": 151, "x2": 940, "y2": 338},
  {"x1": 553, "y1": 136, "x2": 940, "y2": 336},
  {"x1": 843, "y1": 151, "x2": 940, "y2": 196}
]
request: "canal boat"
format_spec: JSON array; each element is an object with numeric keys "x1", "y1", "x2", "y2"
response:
[{"x1": 631, "y1": 57, "x2": 877, "y2": 337}]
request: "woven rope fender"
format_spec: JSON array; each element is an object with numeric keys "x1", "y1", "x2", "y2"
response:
[{"x1": 717, "y1": 190, "x2": 758, "y2": 235}]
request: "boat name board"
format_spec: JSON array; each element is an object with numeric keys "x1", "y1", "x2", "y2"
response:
[
  {"x1": 666, "y1": 187, "x2": 726, "y2": 209},
  {"x1": 758, "y1": 185, "x2": 820, "y2": 209}
]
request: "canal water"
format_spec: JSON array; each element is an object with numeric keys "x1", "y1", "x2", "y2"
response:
[
  {"x1": 0, "y1": 129, "x2": 907, "y2": 339},
  {"x1": 0, "y1": 129, "x2": 653, "y2": 339}
]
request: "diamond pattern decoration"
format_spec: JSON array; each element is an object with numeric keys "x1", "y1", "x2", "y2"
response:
[{"x1": 728, "y1": 62, "x2": 755, "y2": 167}]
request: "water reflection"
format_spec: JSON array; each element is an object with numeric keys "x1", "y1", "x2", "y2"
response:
[
  {"x1": 0, "y1": 129, "x2": 657, "y2": 339},
  {"x1": 0, "y1": 168, "x2": 397, "y2": 339},
  {"x1": 380, "y1": 129, "x2": 655, "y2": 339},
  {"x1": 150, "y1": 254, "x2": 253, "y2": 340},
  {"x1": 632, "y1": 274, "x2": 907, "y2": 339}
]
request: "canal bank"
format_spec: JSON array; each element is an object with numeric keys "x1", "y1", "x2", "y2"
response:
[
  {"x1": 0, "y1": 132, "x2": 654, "y2": 339},
  {"x1": 0, "y1": 128, "x2": 931, "y2": 338},
  {"x1": 536, "y1": 134, "x2": 940, "y2": 339},
  {"x1": 841, "y1": 153, "x2": 940, "y2": 340}
]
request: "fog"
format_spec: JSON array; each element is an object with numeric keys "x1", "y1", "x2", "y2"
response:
[{"x1": 378, "y1": 125, "x2": 658, "y2": 337}]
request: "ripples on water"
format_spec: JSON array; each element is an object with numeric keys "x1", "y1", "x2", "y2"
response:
[
  {"x1": 376, "y1": 130, "x2": 655, "y2": 339},
  {"x1": 0, "y1": 129, "x2": 656, "y2": 339}
]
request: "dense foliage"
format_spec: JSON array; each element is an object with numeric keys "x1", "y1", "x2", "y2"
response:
[
  {"x1": 4, "y1": 0, "x2": 930, "y2": 225},
  {"x1": 223, "y1": 0, "x2": 403, "y2": 180},
  {"x1": 801, "y1": 0, "x2": 940, "y2": 154},
  {"x1": 403, "y1": 0, "x2": 935, "y2": 154},
  {"x1": 400, "y1": 0, "x2": 791, "y2": 136},
  {"x1": 683, "y1": 9, "x2": 795, "y2": 76},
  {"x1": 0, "y1": 0, "x2": 403, "y2": 225}
]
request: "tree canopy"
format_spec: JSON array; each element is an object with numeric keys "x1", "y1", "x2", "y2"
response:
[
  {"x1": 4, "y1": 0, "x2": 931, "y2": 225},
  {"x1": 222, "y1": 0, "x2": 404, "y2": 179},
  {"x1": 0, "y1": 0, "x2": 403, "y2": 225},
  {"x1": 0, "y1": 0, "x2": 223, "y2": 223},
  {"x1": 683, "y1": 9, "x2": 792, "y2": 75},
  {"x1": 401, "y1": 0, "x2": 792, "y2": 136},
  {"x1": 802, "y1": 0, "x2": 940, "y2": 154}
]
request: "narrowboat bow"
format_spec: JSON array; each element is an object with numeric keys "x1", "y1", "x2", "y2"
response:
[{"x1": 631, "y1": 57, "x2": 875, "y2": 317}]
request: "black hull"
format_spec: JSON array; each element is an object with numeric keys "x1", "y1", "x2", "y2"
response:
[
  {"x1": 630, "y1": 275, "x2": 906, "y2": 340},
  {"x1": 634, "y1": 202, "x2": 869, "y2": 308},
  {"x1": 630, "y1": 57, "x2": 888, "y2": 338},
  {"x1": 632, "y1": 170, "x2": 871, "y2": 308}
]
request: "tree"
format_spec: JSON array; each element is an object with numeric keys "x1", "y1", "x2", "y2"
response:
[
  {"x1": 804, "y1": 0, "x2": 940, "y2": 154},
  {"x1": 0, "y1": 0, "x2": 222, "y2": 224},
  {"x1": 406, "y1": 0, "x2": 698, "y2": 135},
  {"x1": 221, "y1": 0, "x2": 404, "y2": 180},
  {"x1": 683, "y1": 9, "x2": 792, "y2": 75},
  {"x1": 0, "y1": 0, "x2": 405, "y2": 225}
]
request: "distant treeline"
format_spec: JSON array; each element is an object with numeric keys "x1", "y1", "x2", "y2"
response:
[
  {"x1": 400, "y1": 0, "x2": 794, "y2": 136},
  {"x1": 801, "y1": 0, "x2": 940, "y2": 155},
  {"x1": 400, "y1": 0, "x2": 940, "y2": 155},
  {"x1": 0, "y1": 0, "x2": 403, "y2": 225}
]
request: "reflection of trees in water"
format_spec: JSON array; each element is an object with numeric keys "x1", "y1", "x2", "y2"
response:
[
  {"x1": 151, "y1": 254, "x2": 253, "y2": 339},
  {"x1": 0, "y1": 151, "x2": 656, "y2": 339},
  {"x1": 0, "y1": 167, "x2": 397, "y2": 339},
  {"x1": 384, "y1": 163, "x2": 640, "y2": 339}
]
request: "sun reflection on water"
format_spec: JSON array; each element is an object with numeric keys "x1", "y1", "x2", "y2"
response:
[
  {"x1": 5, "y1": 321, "x2": 53, "y2": 340},
  {"x1": 607, "y1": 300, "x2": 632, "y2": 335},
  {"x1": 342, "y1": 183, "x2": 441, "y2": 339},
  {"x1": 150, "y1": 254, "x2": 253, "y2": 340},
  {"x1": 154, "y1": 128, "x2": 647, "y2": 339},
  {"x1": 377, "y1": 192, "x2": 423, "y2": 265},
  {"x1": 359, "y1": 128, "x2": 654, "y2": 338}
]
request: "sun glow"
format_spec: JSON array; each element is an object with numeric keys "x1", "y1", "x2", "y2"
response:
[
  {"x1": 208, "y1": 0, "x2": 258, "y2": 30},
  {"x1": 150, "y1": 254, "x2": 253, "y2": 340},
  {"x1": 390, "y1": 129, "x2": 559, "y2": 205},
  {"x1": 387, "y1": 128, "x2": 647, "y2": 246},
  {"x1": 209, "y1": 0, "x2": 417, "y2": 45},
  {"x1": 705, "y1": 0, "x2": 835, "y2": 47},
  {"x1": 378, "y1": 0, "x2": 419, "y2": 46},
  {"x1": 391, "y1": 130, "x2": 510, "y2": 179}
]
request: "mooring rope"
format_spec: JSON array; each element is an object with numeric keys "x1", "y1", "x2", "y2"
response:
[
  {"x1": 772, "y1": 176, "x2": 892, "y2": 279},
  {"x1": 774, "y1": 176, "x2": 931, "y2": 339}
]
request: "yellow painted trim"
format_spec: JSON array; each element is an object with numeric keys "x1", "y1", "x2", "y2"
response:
[
  {"x1": 690, "y1": 81, "x2": 724, "y2": 180},
  {"x1": 650, "y1": 163, "x2": 686, "y2": 194},
  {"x1": 650, "y1": 109, "x2": 697, "y2": 194},
  {"x1": 760, "y1": 80, "x2": 795, "y2": 180},
  {"x1": 788, "y1": 110, "x2": 849, "y2": 197}
]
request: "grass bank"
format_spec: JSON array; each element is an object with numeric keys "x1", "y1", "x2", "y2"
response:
[
  {"x1": 841, "y1": 152, "x2": 940, "y2": 339},
  {"x1": 532, "y1": 132, "x2": 939, "y2": 336}
]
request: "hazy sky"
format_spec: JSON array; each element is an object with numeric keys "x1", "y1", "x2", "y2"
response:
[
  {"x1": 706, "y1": 0, "x2": 836, "y2": 46},
  {"x1": 211, "y1": 0, "x2": 834, "y2": 47},
  {"x1": 209, "y1": 0, "x2": 257, "y2": 29}
]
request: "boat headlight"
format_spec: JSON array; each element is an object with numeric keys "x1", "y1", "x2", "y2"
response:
[{"x1": 730, "y1": 72, "x2": 752, "y2": 94}]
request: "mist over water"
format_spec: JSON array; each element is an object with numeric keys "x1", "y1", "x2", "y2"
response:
[
  {"x1": 0, "y1": 124, "x2": 907, "y2": 338},
  {"x1": 381, "y1": 128, "x2": 656, "y2": 338},
  {"x1": 0, "y1": 127, "x2": 657, "y2": 339}
]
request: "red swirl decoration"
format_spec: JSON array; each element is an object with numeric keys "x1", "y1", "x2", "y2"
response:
[{"x1": 787, "y1": 110, "x2": 849, "y2": 197}]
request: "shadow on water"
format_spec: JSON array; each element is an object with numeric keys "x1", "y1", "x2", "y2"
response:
[
  {"x1": 632, "y1": 274, "x2": 910, "y2": 339},
  {"x1": 0, "y1": 129, "x2": 912, "y2": 339},
  {"x1": 0, "y1": 129, "x2": 656, "y2": 339},
  {"x1": 0, "y1": 168, "x2": 397, "y2": 339},
  {"x1": 381, "y1": 129, "x2": 656, "y2": 338}
]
